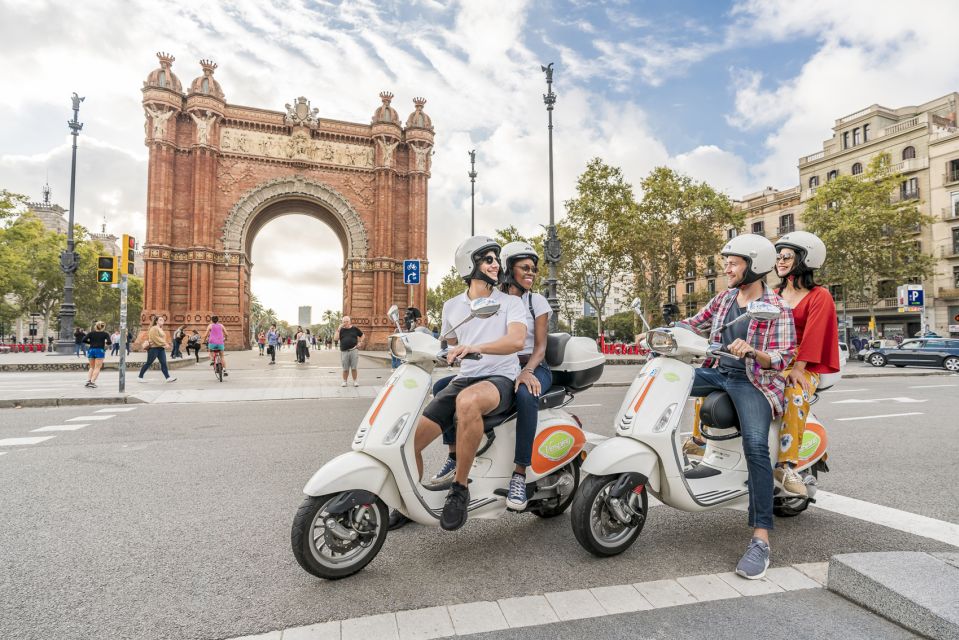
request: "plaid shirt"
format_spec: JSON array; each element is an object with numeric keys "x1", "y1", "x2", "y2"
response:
[{"x1": 683, "y1": 285, "x2": 796, "y2": 417}]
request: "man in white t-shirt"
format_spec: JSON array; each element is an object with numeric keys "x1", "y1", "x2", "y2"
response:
[{"x1": 412, "y1": 236, "x2": 526, "y2": 531}]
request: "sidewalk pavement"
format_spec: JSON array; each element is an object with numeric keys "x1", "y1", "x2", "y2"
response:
[{"x1": 0, "y1": 347, "x2": 954, "y2": 408}]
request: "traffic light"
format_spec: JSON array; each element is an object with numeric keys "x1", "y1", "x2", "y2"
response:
[
  {"x1": 97, "y1": 255, "x2": 117, "y2": 285},
  {"x1": 119, "y1": 234, "x2": 136, "y2": 275}
]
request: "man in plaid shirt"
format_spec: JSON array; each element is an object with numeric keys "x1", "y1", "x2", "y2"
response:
[{"x1": 682, "y1": 234, "x2": 795, "y2": 580}]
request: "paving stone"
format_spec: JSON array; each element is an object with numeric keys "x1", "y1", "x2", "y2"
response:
[
  {"x1": 716, "y1": 572, "x2": 784, "y2": 596},
  {"x1": 589, "y1": 584, "x2": 654, "y2": 614},
  {"x1": 447, "y1": 601, "x2": 508, "y2": 635},
  {"x1": 497, "y1": 595, "x2": 559, "y2": 628},
  {"x1": 395, "y1": 606, "x2": 454, "y2": 640},
  {"x1": 676, "y1": 573, "x2": 742, "y2": 601},
  {"x1": 794, "y1": 561, "x2": 829, "y2": 586},
  {"x1": 340, "y1": 612, "x2": 397, "y2": 640},
  {"x1": 281, "y1": 621, "x2": 340, "y2": 640},
  {"x1": 633, "y1": 579, "x2": 697, "y2": 608},
  {"x1": 544, "y1": 589, "x2": 606, "y2": 620},
  {"x1": 765, "y1": 566, "x2": 822, "y2": 591}
]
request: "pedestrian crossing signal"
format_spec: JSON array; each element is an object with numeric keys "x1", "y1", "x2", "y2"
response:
[
  {"x1": 97, "y1": 255, "x2": 117, "y2": 284},
  {"x1": 119, "y1": 234, "x2": 136, "y2": 275}
]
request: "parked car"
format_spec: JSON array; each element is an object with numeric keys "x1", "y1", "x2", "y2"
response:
[
  {"x1": 865, "y1": 338, "x2": 959, "y2": 371},
  {"x1": 857, "y1": 339, "x2": 897, "y2": 361}
]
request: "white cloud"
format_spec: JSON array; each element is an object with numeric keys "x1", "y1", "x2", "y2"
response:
[{"x1": 670, "y1": 145, "x2": 752, "y2": 198}]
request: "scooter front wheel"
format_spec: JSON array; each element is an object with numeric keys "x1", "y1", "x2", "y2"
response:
[
  {"x1": 291, "y1": 492, "x2": 389, "y2": 580},
  {"x1": 571, "y1": 474, "x2": 647, "y2": 557}
]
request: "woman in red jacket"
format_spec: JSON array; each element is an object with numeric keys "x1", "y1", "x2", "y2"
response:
[{"x1": 774, "y1": 231, "x2": 840, "y2": 497}]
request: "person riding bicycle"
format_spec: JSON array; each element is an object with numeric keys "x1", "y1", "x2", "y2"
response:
[
  {"x1": 411, "y1": 235, "x2": 526, "y2": 531},
  {"x1": 771, "y1": 231, "x2": 839, "y2": 495},
  {"x1": 677, "y1": 234, "x2": 796, "y2": 579},
  {"x1": 203, "y1": 315, "x2": 229, "y2": 377}
]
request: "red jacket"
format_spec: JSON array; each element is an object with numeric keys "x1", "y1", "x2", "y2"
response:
[{"x1": 790, "y1": 286, "x2": 840, "y2": 375}]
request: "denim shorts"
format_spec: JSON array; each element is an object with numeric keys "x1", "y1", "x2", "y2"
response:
[
  {"x1": 87, "y1": 348, "x2": 105, "y2": 359},
  {"x1": 208, "y1": 344, "x2": 225, "y2": 351}
]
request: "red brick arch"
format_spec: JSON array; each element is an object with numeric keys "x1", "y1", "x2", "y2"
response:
[{"x1": 139, "y1": 56, "x2": 432, "y2": 348}]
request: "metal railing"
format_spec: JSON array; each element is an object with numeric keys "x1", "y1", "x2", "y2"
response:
[
  {"x1": 942, "y1": 205, "x2": 959, "y2": 221},
  {"x1": 945, "y1": 169, "x2": 959, "y2": 184},
  {"x1": 777, "y1": 224, "x2": 795, "y2": 236}
]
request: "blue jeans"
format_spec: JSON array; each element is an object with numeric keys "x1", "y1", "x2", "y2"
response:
[
  {"x1": 691, "y1": 367, "x2": 774, "y2": 530},
  {"x1": 433, "y1": 364, "x2": 552, "y2": 467},
  {"x1": 139, "y1": 347, "x2": 171, "y2": 379}
]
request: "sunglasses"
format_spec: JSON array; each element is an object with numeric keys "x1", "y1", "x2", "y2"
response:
[
  {"x1": 516, "y1": 265, "x2": 539, "y2": 274},
  {"x1": 480, "y1": 255, "x2": 498, "y2": 265},
  {"x1": 776, "y1": 254, "x2": 796, "y2": 262}
]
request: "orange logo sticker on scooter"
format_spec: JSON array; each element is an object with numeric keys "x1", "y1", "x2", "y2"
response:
[
  {"x1": 798, "y1": 420, "x2": 827, "y2": 462},
  {"x1": 529, "y1": 425, "x2": 586, "y2": 475}
]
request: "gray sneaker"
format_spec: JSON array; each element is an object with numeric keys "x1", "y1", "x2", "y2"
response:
[{"x1": 735, "y1": 537, "x2": 770, "y2": 580}]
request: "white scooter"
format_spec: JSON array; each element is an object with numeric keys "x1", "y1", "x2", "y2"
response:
[
  {"x1": 292, "y1": 299, "x2": 605, "y2": 579},
  {"x1": 570, "y1": 301, "x2": 831, "y2": 557}
]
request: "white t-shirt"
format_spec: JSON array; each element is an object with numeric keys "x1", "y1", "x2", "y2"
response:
[
  {"x1": 441, "y1": 288, "x2": 527, "y2": 380},
  {"x1": 518, "y1": 292, "x2": 553, "y2": 355}
]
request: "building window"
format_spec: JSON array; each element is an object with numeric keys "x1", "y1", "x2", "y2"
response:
[
  {"x1": 877, "y1": 280, "x2": 896, "y2": 299},
  {"x1": 667, "y1": 285, "x2": 676, "y2": 303},
  {"x1": 751, "y1": 220, "x2": 765, "y2": 236},
  {"x1": 948, "y1": 159, "x2": 959, "y2": 183},
  {"x1": 778, "y1": 213, "x2": 794, "y2": 235},
  {"x1": 829, "y1": 284, "x2": 843, "y2": 299},
  {"x1": 842, "y1": 132, "x2": 850, "y2": 149},
  {"x1": 851, "y1": 162, "x2": 863, "y2": 175},
  {"x1": 808, "y1": 176, "x2": 819, "y2": 188},
  {"x1": 863, "y1": 124, "x2": 870, "y2": 141},
  {"x1": 685, "y1": 264, "x2": 696, "y2": 279},
  {"x1": 685, "y1": 281, "x2": 695, "y2": 295},
  {"x1": 707, "y1": 279, "x2": 716, "y2": 294},
  {"x1": 685, "y1": 300, "x2": 697, "y2": 316},
  {"x1": 902, "y1": 146, "x2": 916, "y2": 160},
  {"x1": 705, "y1": 256, "x2": 716, "y2": 276},
  {"x1": 953, "y1": 227, "x2": 959, "y2": 255},
  {"x1": 827, "y1": 170, "x2": 838, "y2": 182},
  {"x1": 853, "y1": 128, "x2": 862, "y2": 146},
  {"x1": 901, "y1": 177, "x2": 919, "y2": 200},
  {"x1": 954, "y1": 265, "x2": 959, "y2": 289},
  {"x1": 951, "y1": 191, "x2": 959, "y2": 218},
  {"x1": 727, "y1": 228, "x2": 738, "y2": 240}
]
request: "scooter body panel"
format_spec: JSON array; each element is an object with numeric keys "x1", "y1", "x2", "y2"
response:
[
  {"x1": 581, "y1": 436, "x2": 661, "y2": 492},
  {"x1": 302, "y1": 451, "x2": 403, "y2": 510}
]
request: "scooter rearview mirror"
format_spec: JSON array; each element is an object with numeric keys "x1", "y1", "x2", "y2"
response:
[
  {"x1": 387, "y1": 305, "x2": 400, "y2": 324},
  {"x1": 746, "y1": 301, "x2": 780, "y2": 321},
  {"x1": 469, "y1": 297, "x2": 500, "y2": 319}
]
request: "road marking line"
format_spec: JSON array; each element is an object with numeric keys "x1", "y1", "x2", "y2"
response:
[
  {"x1": 226, "y1": 565, "x2": 822, "y2": 640},
  {"x1": 567, "y1": 403, "x2": 602, "y2": 408},
  {"x1": 0, "y1": 452, "x2": 7, "y2": 456},
  {"x1": 31, "y1": 424, "x2": 89, "y2": 432},
  {"x1": 834, "y1": 412, "x2": 923, "y2": 422},
  {"x1": 825, "y1": 388, "x2": 868, "y2": 393},
  {"x1": 95, "y1": 407, "x2": 138, "y2": 412},
  {"x1": 814, "y1": 490, "x2": 959, "y2": 547},
  {"x1": 832, "y1": 397, "x2": 926, "y2": 404},
  {"x1": 66, "y1": 415, "x2": 114, "y2": 421},
  {"x1": 908, "y1": 384, "x2": 957, "y2": 389},
  {"x1": 0, "y1": 436, "x2": 55, "y2": 446}
]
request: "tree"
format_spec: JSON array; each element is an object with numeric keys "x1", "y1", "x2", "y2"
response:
[
  {"x1": 627, "y1": 166, "x2": 741, "y2": 326},
  {"x1": 426, "y1": 266, "x2": 465, "y2": 328},
  {"x1": 561, "y1": 159, "x2": 634, "y2": 338},
  {"x1": 802, "y1": 153, "x2": 935, "y2": 333},
  {"x1": 319, "y1": 309, "x2": 342, "y2": 341},
  {"x1": 0, "y1": 189, "x2": 26, "y2": 222}
]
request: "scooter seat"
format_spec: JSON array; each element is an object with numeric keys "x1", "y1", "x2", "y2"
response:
[
  {"x1": 480, "y1": 386, "x2": 570, "y2": 431},
  {"x1": 700, "y1": 391, "x2": 741, "y2": 433}
]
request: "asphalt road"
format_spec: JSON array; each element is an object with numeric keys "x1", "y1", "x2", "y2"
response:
[{"x1": 0, "y1": 376, "x2": 956, "y2": 640}]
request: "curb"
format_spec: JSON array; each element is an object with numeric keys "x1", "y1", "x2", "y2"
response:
[
  {"x1": 828, "y1": 552, "x2": 959, "y2": 639},
  {"x1": 0, "y1": 396, "x2": 144, "y2": 409},
  {"x1": 0, "y1": 356, "x2": 207, "y2": 373}
]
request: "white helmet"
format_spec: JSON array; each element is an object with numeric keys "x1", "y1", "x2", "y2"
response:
[
  {"x1": 500, "y1": 241, "x2": 539, "y2": 293},
  {"x1": 721, "y1": 233, "x2": 776, "y2": 286},
  {"x1": 454, "y1": 235, "x2": 501, "y2": 286},
  {"x1": 776, "y1": 231, "x2": 826, "y2": 269}
]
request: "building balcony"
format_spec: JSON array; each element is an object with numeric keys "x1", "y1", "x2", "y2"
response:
[
  {"x1": 944, "y1": 169, "x2": 959, "y2": 185},
  {"x1": 938, "y1": 287, "x2": 959, "y2": 300},
  {"x1": 836, "y1": 297, "x2": 900, "y2": 312},
  {"x1": 941, "y1": 245, "x2": 959, "y2": 259},
  {"x1": 776, "y1": 224, "x2": 796, "y2": 236},
  {"x1": 891, "y1": 188, "x2": 920, "y2": 203},
  {"x1": 799, "y1": 114, "x2": 934, "y2": 166},
  {"x1": 942, "y1": 206, "x2": 959, "y2": 221}
]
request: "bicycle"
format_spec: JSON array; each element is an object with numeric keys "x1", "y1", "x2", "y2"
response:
[{"x1": 208, "y1": 344, "x2": 224, "y2": 382}]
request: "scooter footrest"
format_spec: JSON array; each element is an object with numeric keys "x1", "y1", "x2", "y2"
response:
[
  {"x1": 421, "y1": 481, "x2": 453, "y2": 492},
  {"x1": 493, "y1": 488, "x2": 508, "y2": 497}
]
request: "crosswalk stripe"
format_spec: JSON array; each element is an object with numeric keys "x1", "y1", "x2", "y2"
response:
[
  {"x1": 835, "y1": 412, "x2": 923, "y2": 421},
  {"x1": 0, "y1": 436, "x2": 56, "y2": 446},
  {"x1": 95, "y1": 407, "x2": 138, "y2": 413},
  {"x1": 31, "y1": 424, "x2": 89, "y2": 432},
  {"x1": 813, "y1": 491, "x2": 959, "y2": 547},
  {"x1": 66, "y1": 415, "x2": 114, "y2": 421}
]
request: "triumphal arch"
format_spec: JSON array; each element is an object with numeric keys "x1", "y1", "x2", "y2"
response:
[{"x1": 139, "y1": 53, "x2": 432, "y2": 348}]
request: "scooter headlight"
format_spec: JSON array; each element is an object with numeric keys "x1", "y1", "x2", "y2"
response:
[
  {"x1": 388, "y1": 335, "x2": 408, "y2": 359},
  {"x1": 647, "y1": 330, "x2": 677, "y2": 355},
  {"x1": 382, "y1": 413, "x2": 411, "y2": 445}
]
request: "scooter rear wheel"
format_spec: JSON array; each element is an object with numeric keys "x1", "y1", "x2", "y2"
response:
[
  {"x1": 291, "y1": 492, "x2": 389, "y2": 580},
  {"x1": 571, "y1": 474, "x2": 647, "y2": 557}
]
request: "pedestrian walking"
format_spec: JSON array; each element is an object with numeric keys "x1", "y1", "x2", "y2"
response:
[
  {"x1": 138, "y1": 315, "x2": 176, "y2": 383},
  {"x1": 126, "y1": 330, "x2": 133, "y2": 356},
  {"x1": 74, "y1": 327, "x2": 86, "y2": 357},
  {"x1": 257, "y1": 331, "x2": 266, "y2": 356},
  {"x1": 110, "y1": 329, "x2": 121, "y2": 357},
  {"x1": 82, "y1": 321, "x2": 111, "y2": 388},
  {"x1": 171, "y1": 325, "x2": 185, "y2": 359},
  {"x1": 186, "y1": 330, "x2": 201, "y2": 362},
  {"x1": 336, "y1": 315, "x2": 363, "y2": 387},
  {"x1": 295, "y1": 326, "x2": 308, "y2": 363},
  {"x1": 266, "y1": 323, "x2": 279, "y2": 365}
]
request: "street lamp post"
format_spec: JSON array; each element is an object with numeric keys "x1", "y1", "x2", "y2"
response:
[
  {"x1": 542, "y1": 63, "x2": 561, "y2": 331},
  {"x1": 54, "y1": 92, "x2": 84, "y2": 355},
  {"x1": 468, "y1": 149, "x2": 477, "y2": 235}
]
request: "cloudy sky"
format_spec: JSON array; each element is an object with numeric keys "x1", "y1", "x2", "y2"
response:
[{"x1": 2, "y1": 0, "x2": 959, "y2": 322}]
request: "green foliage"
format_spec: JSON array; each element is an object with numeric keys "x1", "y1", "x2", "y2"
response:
[
  {"x1": 249, "y1": 295, "x2": 278, "y2": 336},
  {"x1": 603, "y1": 310, "x2": 637, "y2": 340},
  {"x1": 627, "y1": 166, "x2": 741, "y2": 326},
  {"x1": 573, "y1": 315, "x2": 597, "y2": 338},
  {"x1": 802, "y1": 153, "x2": 935, "y2": 313},
  {"x1": 426, "y1": 266, "x2": 465, "y2": 327},
  {"x1": 318, "y1": 309, "x2": 343, "y2": 340},
  {"x1": 0, "y1": 189, "x2": 26, "y2": 221}
]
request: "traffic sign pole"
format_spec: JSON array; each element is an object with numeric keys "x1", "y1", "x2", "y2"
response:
[{"x1": 119, "y1": 274, "x2": 127, "y2": 393}]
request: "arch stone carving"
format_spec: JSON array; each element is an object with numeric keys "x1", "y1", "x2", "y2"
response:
[{"x1": 222, "y1": 177, "x2": 369, "y2": 259}]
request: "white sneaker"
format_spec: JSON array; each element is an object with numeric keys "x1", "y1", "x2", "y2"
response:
[
  {"x1": 166, "y1": 377, "x2": 177, "y2": 383},
  {"x1": 353, "y1": 381, "x2": 360, "y2": 387},
  {"x1": 137, "y1": 377, "x2": 146, "y2": 383},
  {"x1": 341, "y1": 381, "x2": 347, "y2": 387}
]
